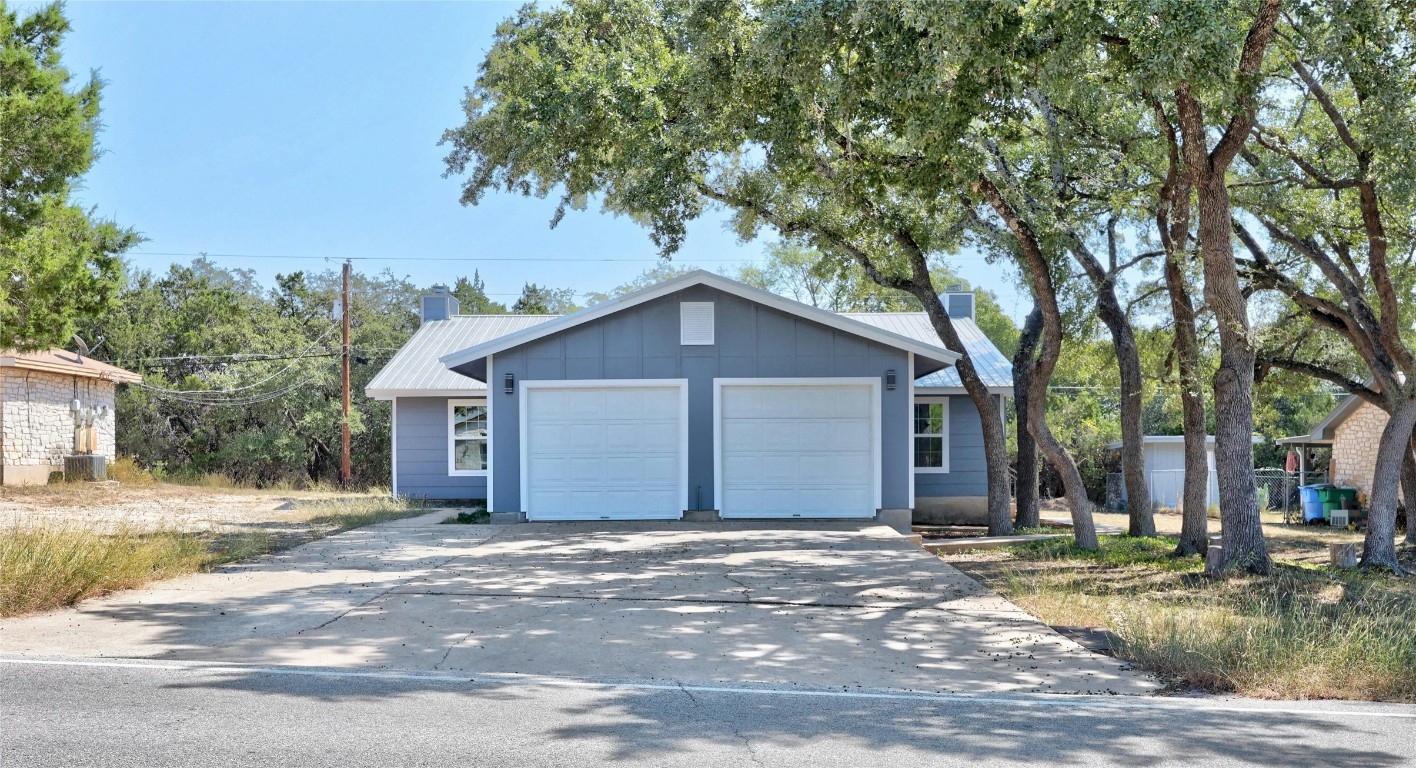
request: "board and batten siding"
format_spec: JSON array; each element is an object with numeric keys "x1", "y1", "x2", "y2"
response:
[
  {"x1": 393, "y1": 396, "x2": 488, "y2": 501},
  {"x1": 466, "y1": 284, "x2": 910, "y2": 515},
  {"x1": 914, "y1": 395, "x2": 993, "y2": 499}
]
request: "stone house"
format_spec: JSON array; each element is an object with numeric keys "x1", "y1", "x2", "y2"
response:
[
  {"x1": 0, "y1": 349, "x2": 141, "y2": 486},
  {"x1": 1279, "y1": 393, "x2": 1415, "y2": 504}
]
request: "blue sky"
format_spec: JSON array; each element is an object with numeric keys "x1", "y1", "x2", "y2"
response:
[{"x1": 54, "y1": 1, "x2": 1026, "y2": 317}]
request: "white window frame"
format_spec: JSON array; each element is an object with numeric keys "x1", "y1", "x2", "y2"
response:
[
  {"x1": 448, "y1": 398, "x2": 490, "y2": 477},
  {"x1": 913, "y1": 396, "x2": 950, "y2": 473}
]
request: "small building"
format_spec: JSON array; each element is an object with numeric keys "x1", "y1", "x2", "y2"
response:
[
  {"x1": 1279, "y1": 394, "x2": 1412, "y2": 502},
  {"x1": 0, "y1": 349, "x2": 141, "y2": 486},
  {"x1": 1109, "y1": 435, "x2": 1220, "y2": 510},
  {"x1": 366, "y1": 270, "x2": 1014, "y2": 524}
]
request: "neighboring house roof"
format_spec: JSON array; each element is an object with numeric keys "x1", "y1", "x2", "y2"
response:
[
  {"x1": 438, "y1": 271, "x2": 961, "y2": 373},
  {"x1": 1276, "y1": 393, "x2": 1364, "y2": 445},
  {"x1": 1106, "y1": 435, "x2": 1261, "y2": 450},
  {"x1": 365, "y1": 315, "x2": 556, "y2": 398},
  {"x1": 0, "y1": 349, "x2": 142, "y2": 384},
  {"x1": 842, "y1": 313, "x2": 1012, "y2": 391}
]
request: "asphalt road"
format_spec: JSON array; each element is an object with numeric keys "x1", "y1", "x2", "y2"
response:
[{"x1": 3, "y1": 658, "x2": 1413, "y2": 768}]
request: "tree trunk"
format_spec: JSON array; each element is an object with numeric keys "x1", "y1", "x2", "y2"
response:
[
  {"x1": 975, "y1": 175, "x2": 1098, "y2": 549},
  {"x1": 1190, "y1": 166, "x2": 1269, "y2": 574},
  {"x1": 1164, "y1": 249, "x2": 1210, "y2": 556},
  {"x1": 913, "y1": 287, "x2": 1014, "y2": 536},
  {"x1": 1176, "y1": 89, "x2": 1274, "y2": 575},
  {"x1": 1013, "y1": 307, "x2": 1043, "y2": 529},
  {"x1": 1402, "y1": 435, "x2": 1416, "y2": 547},
  {"x1": 1094, "y1": 292, "x2": 1154, "y2": 536},
  {"x1": 1361, "y1": 399, "x2": 1416, "y2": 572}
]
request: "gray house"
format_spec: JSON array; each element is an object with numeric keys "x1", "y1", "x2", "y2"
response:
[{"x1": 366, "y1": 271, "x2": 1012, "y2": 524}]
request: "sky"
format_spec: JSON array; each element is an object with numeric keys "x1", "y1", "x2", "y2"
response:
[{"x1": 52, "y1": 1, "x2": 1028, "y2": 319}]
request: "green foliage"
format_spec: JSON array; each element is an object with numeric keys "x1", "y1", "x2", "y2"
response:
[
  {"x1": 451, "y1": 271, "x2": 507, "y2": 314},
  {"x1": 512, "y1": 282, "x2": 578, "y2": 314},
  {"x1": 582, "y1": 261, "x2": 697, "y2": 305},
  {"x1": 81, "y1": 259, "x2": 422, "y2": 488},
  {"x1": 0, "y1": 2, "x2": 136, "y2": 350}
]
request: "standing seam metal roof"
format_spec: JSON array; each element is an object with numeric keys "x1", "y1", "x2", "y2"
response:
[
  {"x1": 365, "y1": 315, "x2": 556, "y2": 395},
  {"x1": 842, "y1": 313, "x2": 1013, "y2": 388},
  {"x1": 366, "y1": 311, "x2": 1012, "y2": 397}
]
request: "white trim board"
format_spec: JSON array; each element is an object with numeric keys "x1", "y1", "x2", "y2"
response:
[
  {"x1": 713, "y1": 377, "x2": 882, "y2": 519},
  {"x1": 440, "y1": 271, "x2": 960, "y2": 370},
  {"x1": 390, "y1": 397, "x2": 399, "y2": 499},
  {"x1": 367, "y1": 388, "x2": 487, "y2": 401},
  {"x1": 518, "y1": 379, "x2": 690, "y2": 521},
  {"x1": 485, "y1": 354, "x2": 495, "y2": 511},
  {"x1": 906, "y1": 354, "x2": 915, "y2": 508}
]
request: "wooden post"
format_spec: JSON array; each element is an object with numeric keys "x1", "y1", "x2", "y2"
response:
[
  {"x1": 1329, "y1": 543, "x2": 1357, "y2": 569},
  {"x1": 341, "y1": 260, "x2": 352, "y2": 489}
]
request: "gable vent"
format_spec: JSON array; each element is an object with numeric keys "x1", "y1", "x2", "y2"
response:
[{"x1": 680, "y1": 302, "x2": 715, "y2": 345}]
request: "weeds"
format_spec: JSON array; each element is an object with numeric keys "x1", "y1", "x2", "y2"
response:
[
  {"x1": 953, "y1": 534, "x2": 1416, "y2": 701},
  {"x1": 0, "y1": 496, "x2": 426, "y2": 617},
  {"x1": 441, "y1": 509, "x2": 490, "y2": 524}
]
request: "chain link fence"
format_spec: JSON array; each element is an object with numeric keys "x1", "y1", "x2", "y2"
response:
[{"x1": 1105, "y1": 468, "x2": 1325, "y2": 522}]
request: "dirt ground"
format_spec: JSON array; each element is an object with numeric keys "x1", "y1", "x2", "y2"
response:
[{"x1": 0, "y1": 483, "x2": 395, "y2": 534}]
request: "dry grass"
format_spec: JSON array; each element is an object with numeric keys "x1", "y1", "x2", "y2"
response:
[
  {"x1": 0, "y1": 495, "x2": 427, "y2": 617},
  {"x1": 947, "y1": 527, "x2": 1416, "y2": 702}
]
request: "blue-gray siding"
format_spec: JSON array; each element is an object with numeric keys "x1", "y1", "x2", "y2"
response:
[
  {"x1": 914, "y1": 395, "x2": 995, "y2": 499},
  {"x1": 463, "y1": 285, "x2": 910, "y2": 515},
  {"x1": 393, "y1": 397, "x2": 488, "y2": 501}
]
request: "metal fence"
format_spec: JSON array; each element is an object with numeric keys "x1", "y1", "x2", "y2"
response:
[{"x1": 1105, "y1": 468, "x2": 1324, "y2": 521}]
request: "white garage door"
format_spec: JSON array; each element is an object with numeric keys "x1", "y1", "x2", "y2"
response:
[
  {"x1": 717, "y1": 381, "x2": 878, "y2": 519},
  {"x1": 523, "y1": 383, "x2": 685, "y2": 521}
]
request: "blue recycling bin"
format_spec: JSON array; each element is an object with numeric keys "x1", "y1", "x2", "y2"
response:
[{"x1": 1300, "y1": 484, "x2": 1332, "y2": 522}]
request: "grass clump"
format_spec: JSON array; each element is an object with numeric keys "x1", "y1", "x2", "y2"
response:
[
  {"x1": 0, "y1": 525, "x2": 210, "y2": 616},
  {"x1": 300, "y1": 496, "x2": 427, "y2": 534},
  {"x1": 0, "y1": 496, "x2": 426, "y2": 617},
  {"x1": 442, "y1": 509, "x2": 490, "y2": 525},
  {"x1": 952, "y1": 535, "x2": 1416, "y2": 701}
]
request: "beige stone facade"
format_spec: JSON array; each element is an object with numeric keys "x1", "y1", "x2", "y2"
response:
[
  {"x1": 1331, "y1": 400, "x2": 1399, "y2": 503},
  {"x1": 0, "y1": 368, "x2": 117, "y2": 485}
]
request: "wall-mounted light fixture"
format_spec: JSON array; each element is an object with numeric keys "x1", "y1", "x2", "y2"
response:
[
  {"x1": 885, "y1": 369, "x2": 897, "y2": 391},
  {"x1": 504, "y1": 372, "x2": 515, "y2": 394}
]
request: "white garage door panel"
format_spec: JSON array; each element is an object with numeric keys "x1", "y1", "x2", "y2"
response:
[
  {"x1": 718, "y1": 383, "x2": 877, "y2": 519},
  {"x1": 525, "y1": 384, "x2": 684, "y2": 521}
]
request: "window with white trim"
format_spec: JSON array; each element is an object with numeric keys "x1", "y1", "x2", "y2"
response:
[
  {"x1": 913, "y1": 398, "x2": 949, "y2": 471},
  {"x1": 449, "y1": 399, "x2": 488, "y2": 475}
]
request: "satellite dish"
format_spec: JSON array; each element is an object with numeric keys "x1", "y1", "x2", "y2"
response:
[{"x1": 72, "y1": 334, "x2": 90, "y2": 361}]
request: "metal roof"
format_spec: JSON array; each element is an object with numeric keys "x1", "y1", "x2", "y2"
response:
[
  {"x1": 368, "y1": 309, "x2": 1013, "y2": 400},
  {"x1": 0, "y1": 349, "x2": 142, "y2": 384},
  {"x1": 842, "y1": 313, "x2": 1013, "y2": 389},
  {"x1": 365, "y1": 315, "x2": 555, "y2": 398}
]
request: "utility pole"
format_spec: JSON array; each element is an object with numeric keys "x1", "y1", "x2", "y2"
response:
[{"x1": 340, "y1": 260, "x2": 352, "y2": 488}]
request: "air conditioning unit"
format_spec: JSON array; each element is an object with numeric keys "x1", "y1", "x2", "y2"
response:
[
  {"x1": 64, "y1": 454, "x2": 107, "y2": 482},
  {"x1": 1329, "y1": 509, "x2": 1349, "y2": 528}
]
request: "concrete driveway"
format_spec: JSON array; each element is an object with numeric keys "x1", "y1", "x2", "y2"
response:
[{"x1": 0, "y1": 512, "x2": 1156, "y2": 695}]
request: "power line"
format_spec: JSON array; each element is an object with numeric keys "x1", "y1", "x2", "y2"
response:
[
  {"x1": 130, "y1": 324, "x2": 341, "y2": 398},
  {"x1": 127, "y1": 251, "x2": 763, "y2": 264}
]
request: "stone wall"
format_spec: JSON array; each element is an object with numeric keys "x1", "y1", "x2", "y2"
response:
[
  {"x1": 0, "y1": 369, "x2": 116, "y2": 485},
  {"x1": 1331, "y1": 400, "x2": 1390, "y2": 502}
]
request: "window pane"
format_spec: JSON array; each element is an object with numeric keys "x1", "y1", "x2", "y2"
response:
[
  {"x1": 453, "y1": 405, "x2": 487, "y2": 438},
  {"x1": 454, "y1": 439, "x2": 487, "y2": 471},
  {"x1": 914, "y1": 403, "x2": 945, "y2": 435},
  {"x1": 914, "y1": 436, "x2": 944, "y2": 468}
]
